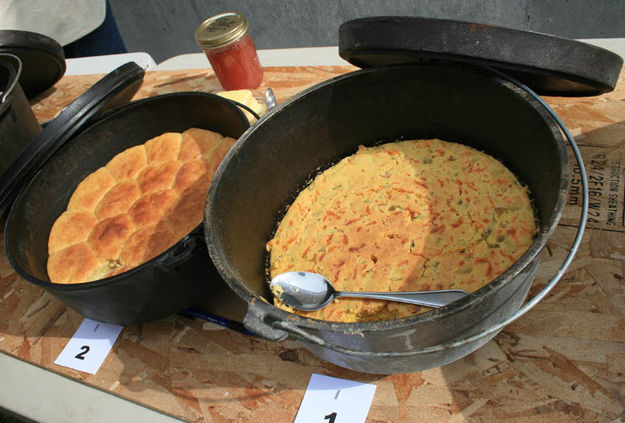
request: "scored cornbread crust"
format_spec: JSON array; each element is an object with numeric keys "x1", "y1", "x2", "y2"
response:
[
  {"x1": 267, "y1": 139, "x2": 537, "y2": 322},
  {"x1": 47, "y1": 128, "x2": 235, "y2": 284}
]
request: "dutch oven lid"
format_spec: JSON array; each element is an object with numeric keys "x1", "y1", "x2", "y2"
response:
[
  {"x1": 0, "y1": 30, "x2": 66, "y2": 99},
  {"x1": 339, "y1": 16, "x2": 623, "y2": 96},
  {"x1": 0, "y1": 61, "x2": 145, "y2": 216}
]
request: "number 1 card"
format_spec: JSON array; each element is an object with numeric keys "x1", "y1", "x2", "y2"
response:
[
  {"x1": 294, "y1": 373, "x2": 377, "y2": 423},
  {"x1": 54, "y1": 318, "x2": 123, "y2": 374}
]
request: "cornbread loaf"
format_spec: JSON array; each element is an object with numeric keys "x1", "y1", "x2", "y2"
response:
[
  {"x1": 267, "y1": 139, "x2": 537, "y2": 322},
  {"x1": 47, "y1": 128, "x2": 235, "y2": 284}
]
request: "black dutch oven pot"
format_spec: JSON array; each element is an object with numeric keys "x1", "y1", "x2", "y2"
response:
[
  {"x1": 4, "y1": 80, "x2": 249, "y2": 324},
  {"x1": 205, "y1": 64, "x2": 568, "y2": 373},
  {"x1": 0, "y1": 54, "x2": 42, "y2": 176},
  {"x1": 0, "y1": 30, "x2": 66, "y2": 99},
  {"x1": 203, "y1": 17, "x2": 617, "y2": 373},
  {"x1": 0, "y1": 30, "x2": 66, "y2": 178}
]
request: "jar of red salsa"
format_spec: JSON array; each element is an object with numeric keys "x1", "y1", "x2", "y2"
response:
[{"x1": 194, "y1": 11, "x2": 263, "y2": 90}]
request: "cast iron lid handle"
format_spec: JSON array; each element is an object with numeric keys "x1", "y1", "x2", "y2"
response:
[{"x1": 0, "y1": 61, "x2": 145, "y2": 216}]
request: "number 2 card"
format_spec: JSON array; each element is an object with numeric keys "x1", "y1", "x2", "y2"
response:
[
  {"x1": 54, "y1": 318, "x2": 123, "y2": 374},
  {"x1": 294, "y1": 373, "x2": 377, "y2": 423}
]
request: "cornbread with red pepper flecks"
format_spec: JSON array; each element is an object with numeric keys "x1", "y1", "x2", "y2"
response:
[
  {"x1": 47, "y1": 128, "x2": 235, "y2": 283},
  {"x1": 267, "y1": 139, "x2": 536, "y2": 322}
]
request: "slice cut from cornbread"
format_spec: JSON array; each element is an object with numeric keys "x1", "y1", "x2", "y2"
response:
[{"x1": 217, "y1": 89, "x2": 266, "y2": 123}]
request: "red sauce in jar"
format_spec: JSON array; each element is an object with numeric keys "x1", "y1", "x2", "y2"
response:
[
  {"x1": 203, "y1": 31, "x2": 263, "y2": 90},
  {"x1": 195, "y1": 12, "x2": 263, "y2": 90}
]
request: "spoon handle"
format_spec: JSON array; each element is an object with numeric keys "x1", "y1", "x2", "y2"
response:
[{"x1": 336, "y1": 289, "x2": 468, "y2": 308}]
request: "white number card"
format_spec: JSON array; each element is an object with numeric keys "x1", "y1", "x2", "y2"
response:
[
  {"x1": 54, "y1": 318, "x2": 123, "y2": 374},
  {"x1": 294, "y1": 373, "x2": 377, "y2": 423}
]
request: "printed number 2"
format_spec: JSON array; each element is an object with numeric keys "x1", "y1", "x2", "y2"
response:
[
  {"x1": 324, "y1": 412, "x2": 337, "y2": 423},
  {"x1": 74, "y1": 345, "x2": 90, "y2": 360}
]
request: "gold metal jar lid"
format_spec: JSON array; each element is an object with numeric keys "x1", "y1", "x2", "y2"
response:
[{"x1": 194, "y1": 11, "x2": 249, "y2": 49}]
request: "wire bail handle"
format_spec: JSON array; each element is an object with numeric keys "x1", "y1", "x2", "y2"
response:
[{"x1": 0, "y1": 53, "x2": 23, "y2": 104}]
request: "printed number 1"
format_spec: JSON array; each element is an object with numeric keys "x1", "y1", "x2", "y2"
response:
[
  {"x1": 74, "y1": 345, "x2": 90, "y2": 360},
  {"x1": 324, "y1": 412, "x2": 337, "y2": 423}
]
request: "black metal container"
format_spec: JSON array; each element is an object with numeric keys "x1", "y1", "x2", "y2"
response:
[
  {"x1": 205, "y1": 63, "x2": 570, "y2": 373},
  {"x1": 0, "y1": 54, "x2": 42, "y2": 176},
  {"x1": 5, "y1": 92, "x2": 249, "y2": 325}
]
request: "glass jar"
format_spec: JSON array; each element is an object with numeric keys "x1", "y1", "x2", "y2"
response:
[{"x1": 194, "y1": 11, "x2": 263, "y2": 90}]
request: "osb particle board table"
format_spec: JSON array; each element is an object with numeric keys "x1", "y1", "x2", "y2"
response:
[{"x1": 1, "y1": 65, "x2": 624, "y2": 422}]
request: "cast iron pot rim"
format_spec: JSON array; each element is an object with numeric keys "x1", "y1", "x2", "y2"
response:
[
  {"x1": 5, "y1": 91, "x2": 249, "y2": 291},
  {"x1": 206, "y1": 63, "x2": 570, "y2": 333}
]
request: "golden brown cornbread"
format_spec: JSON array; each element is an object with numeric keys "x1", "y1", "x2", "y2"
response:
[
  {"x1": 267, "y1": 139, "x2": 536, "y2": 322},
  {"x1": 47, "y1": 128, "x2": 235, "y2": 284}
]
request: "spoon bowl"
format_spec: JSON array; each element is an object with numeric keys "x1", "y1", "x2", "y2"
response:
[{"x1": 270, "y1": 271, "x2": 469, "y2": 312}]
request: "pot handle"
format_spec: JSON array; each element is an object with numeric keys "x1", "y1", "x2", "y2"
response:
[
  {"x1": 154, "y1": 225, "x2": 204, "y2": 268},
  {"x1": 260, "y1": 69, "x2": 589, "y2": 358},
  {"x1": 243, "y1": 300, "x2": 289, "y2": 341},
  {"x1": 0, "y1": 53, "x2": 22, "y2": 104}
]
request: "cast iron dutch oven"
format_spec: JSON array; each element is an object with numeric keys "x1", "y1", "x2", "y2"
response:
[
  {"x1": 5, "y1": 91, "x2": 249, "y2": 325},
  {"x1": 0, "y1": 31, "x2": 65, "y2": 179},
  {"x1": 0, "y1": 30, "x2": 66, "y2": 98},
  {"x1": 203, "y1": 17, "x2": 613, "y2": 373},
  {"x1": 0, "y1": 53, "x2": 42, "y2": 176}
]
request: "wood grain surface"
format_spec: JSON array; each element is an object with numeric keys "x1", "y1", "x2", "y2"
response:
[{"x1": 1, "y1": 65, "x2": 624, "y2": 422}]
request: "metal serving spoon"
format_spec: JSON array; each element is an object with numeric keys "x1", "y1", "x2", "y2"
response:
[{"x1": 270, "y1": 271, "x2": 469, "y2": 311}]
